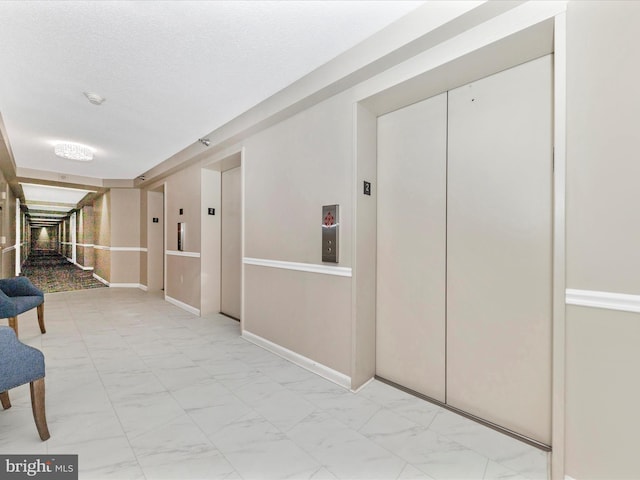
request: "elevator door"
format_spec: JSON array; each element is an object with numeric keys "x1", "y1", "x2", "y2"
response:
[
  {"x1": 221, "y1": 166, "x2": 242, "y2": 320},
  {"x1": 376, "y1": 93, "x2": 447, "y2": 402},
  {"x1": 446, "y1": 55, "x2": 552, "y2": 444}
]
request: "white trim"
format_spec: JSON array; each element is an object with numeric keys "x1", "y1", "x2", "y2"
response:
[
  {"x1": 74, "y1": 262, "x2": 94, "y2": 271},
  {"x1": 565, "y1": 476, "x2": 577, "y2": 480},
  {"x1": 243, "y1": 257, "x2": 352, "y2": 278},
  {"x1": 351, "y1": 377, "x2": 375, "y2": 394},
  {"x1": 242, "y1": 330, "x2": 351, "y2": 390},
  {"x1": 2, "y1": 245, "x2": 16, "y2": 254},
  {"x1": 92, "y1": 273, "x2": 110, "y2": 286},
  {"x1": 93, "y1": 245, "x2": 146, "y2": 252},
  {"x1": 165, "y1": 295, "x2": 200, "y2": 315},
  {"x1": 110, "y1": 283, "x2": 144, "y2": 289},
  {"x1": 89, "y1": 274, "x2": 145, "y2": 290},
  {"x1": 76, "y1": 243, "x2": 95, "y2": 248},
  {"x1": 111, "y1": 246, "x2": 147, "y2": 252},
  {"x1": 139, "y1": 284, "x2": 148, "y2": 292},
  {"x1": 552, "y1": 12, "x2": 568, "y2": 480},
  {"x1": 166, "y1": 250, "x2": 200, "y2": 258},
  {"x1": 566, "y1": 289, "x2": 640, "y2": 314}
]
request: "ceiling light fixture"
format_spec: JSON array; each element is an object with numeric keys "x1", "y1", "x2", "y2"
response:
[
  {"x1": 54, "y1": 143, "x2": 94, "y2": 161},
  {"x1": 198, "y1": 138, "x2": 210, "y2": 147},
  {"x1": 83, "y1": 92, "x2": 106, "y2": 105}
]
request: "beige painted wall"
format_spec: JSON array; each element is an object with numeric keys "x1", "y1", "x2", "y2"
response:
[
  {"x1": 110, "y1": 251, "x2": 141, "y2": 284},
  {"x1": 90, "y1": 189, "x2": 141, "y2": 285},
  {"x1": 166, "y1": 254, "x2": 200, "y2": 309},
  {"x1": 110, "y1": 189, "x2": 141, "y2": 248},
  {"x1": 139, "y1": 187, "x2": 148, "y2": 287},
  {"x1": 166, "y1": 165, "x2": 201, "y2": 252},
  {"x1": 565, "y1": 1, "x2": 640, "y2": 477},
  {"x1": 164, "y1": 165, "x2": 201, "y2": 309},
  {"x1": 200, "y1": 169, "x2": 221, "y2": 315},
  {"x1": 33, "y1": 227, "x2": 57, "y2": 250},
  {"x1": 80, "y1": 205, "x2": 94, "y2": 268},
  {"x1": 351, "y1": 104, "x2": 377, "y2": 388},
  {"x1": 147, "y1": 190, "x2": 165, "y2": 292},
  {"x1": 245, "y1": 265, "x2": 352, "y2": 375},
  {"x1": 0, "y1": 179, "x2": 16, "y2": 278},
  {"x1": 244, "y1": 92, "x2": 353, "y2": 266},
  {"x1": 94, "y1": 192, "x2": 110, "y2": 248},
  {"x1": 242, "y1": 91, "x2": 354, "y2": 375},
  {"x1": 93, "y1": 192, "x2": 111, "y2": 282},
  {"x1": 110, "y1": 189, "x2": 141, "y2": 285},
  {"x1": 94, "y1": 248, "x2": 110, "y2": 283}
]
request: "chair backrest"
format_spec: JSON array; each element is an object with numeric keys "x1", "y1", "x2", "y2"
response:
[
  {"x1": 0, "y1": 326, "x2": 45, "y2": 392},
  {"x1": 0, "y1": 277, "x2": 44, "y2": 299}
]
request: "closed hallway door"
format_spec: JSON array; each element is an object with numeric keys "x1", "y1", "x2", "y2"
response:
[
  {"x1": 221, "y1": 166, "x2": 242, "y2": 320},
  {"x1": 446, "y1": 55, "x2": 552, "y2": 445},
  {"x1": 375, "y1": 55, "x2": 553, "y2": 445},
  {"x1": 376, "y1": 92, "x2": 448, "y2": 402}
]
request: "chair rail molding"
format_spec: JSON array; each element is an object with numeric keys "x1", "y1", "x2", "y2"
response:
[
  {"x1": 243, "y1": 257, "x2": 352, "y2": 277},
  {"x1": 566, "y1": 288, "x2": 640, "y2": 314}
]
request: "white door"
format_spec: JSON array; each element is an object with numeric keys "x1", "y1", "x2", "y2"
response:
[
  {"x1": 376, "y1": 93, "x2": 448, "y2": 402},
  {"x1": 221, "y1": 166, "x2": 242, "y2": 320},
  {"x1": 446, "y1": 55, "x2": 553, "y2": 444}
]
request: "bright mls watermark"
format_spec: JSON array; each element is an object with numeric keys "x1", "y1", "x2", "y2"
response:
[{"x1": 0, "y1": 455, "x2": 77, "y2": 480}]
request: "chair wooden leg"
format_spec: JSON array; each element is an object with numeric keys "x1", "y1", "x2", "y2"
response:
[
  {"x1": 37, "y1": 303, "x2": 45, "y2": 334},
  {"x1": 8, "y1": 316, "x2": 18, "y2": 338},
  {"x1": 29, "y1": 378, "x2": 50, "y2": 441},
  {"x1": 0, "y1": 391, "x2": 10, "y2": 410}
]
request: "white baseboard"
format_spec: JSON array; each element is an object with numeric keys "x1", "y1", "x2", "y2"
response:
[
  {"x1": 110, "y1": 283, "x2": 143, "y2": 289},
  {"x1": 138, "y1": 284, "x2": 148, "y2": 292},
  {"x1": 92, "y1": 273, "x2": 110, "y2": 286},
  {"x1": 565, "y1": 476, "x2": 577, "y2": 480},
  {"x1": 165, "y1": 295, "x2": 200, "y2": 316},
  {"x1": 351, "y1": 376, "x2": 375, "y2": 394},
  {"x1": 74, "y1": 262, "x2": 94, "y2": 271},
  {"x1": 241, "y1": 330, "x2": 351, "y2": 390},
  {"x1": 91, "y1": 273, "x2": 147, "y2": 291}
]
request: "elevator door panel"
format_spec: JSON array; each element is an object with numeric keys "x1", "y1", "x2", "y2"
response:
[
  {"x1": 376, "y1": 93, "x2": 447, "y2": 402},
  {"x1": 221, "y1": 166, "x2": 242, "y2": 320},
  {"x1": 446, "y1": 55, "x2": 553, "y2": 444}
]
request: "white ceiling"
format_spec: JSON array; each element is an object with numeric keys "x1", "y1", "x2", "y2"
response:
[{"x1": 0, "y1": 0, "x2": 424, "y2": 181}]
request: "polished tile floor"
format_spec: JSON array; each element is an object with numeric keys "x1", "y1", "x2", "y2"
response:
[{"x1": 0, "y1": 288, "x2": 548, "y2": 480}]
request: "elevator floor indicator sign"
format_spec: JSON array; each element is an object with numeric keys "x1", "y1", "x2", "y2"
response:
[{"x1": 323, "y1": 211, "x2": 335, "y2": 227}]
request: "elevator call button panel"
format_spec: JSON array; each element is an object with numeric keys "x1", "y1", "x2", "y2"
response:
[{"x1": 322, "y1": 204, "x2": 339, "y2": 263}]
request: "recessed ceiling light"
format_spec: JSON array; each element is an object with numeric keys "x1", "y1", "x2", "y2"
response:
[
  {"x1": 54, "y1": 143, "x2": 94, "y2": 161},
  {"x1": 83, "y1": 92, "x2": 106, "y2": 105}
]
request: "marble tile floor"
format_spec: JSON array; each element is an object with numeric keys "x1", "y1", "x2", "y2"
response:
[{"x1": 0, "y1": 288, "x2": 549, "y2": 480}]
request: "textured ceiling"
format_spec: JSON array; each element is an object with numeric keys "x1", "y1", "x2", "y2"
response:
[{"x1": 0, "y1": 1, "x2": 424, "y2": 180}]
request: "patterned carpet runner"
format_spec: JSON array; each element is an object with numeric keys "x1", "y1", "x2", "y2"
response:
[{"x1": 21, "y1": 250, "x2": 107, "y2": 293}]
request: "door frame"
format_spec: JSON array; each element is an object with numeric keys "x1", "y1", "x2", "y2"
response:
[
  {"x1": 200, "y1": 147, "x2": 244, "y2": 325},
  {"x1": 351, "y1": 10, "x2": 567, "y2": 479}
]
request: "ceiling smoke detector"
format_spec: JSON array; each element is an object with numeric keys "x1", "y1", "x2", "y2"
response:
[{"x1": 83, "y1": 92, "x2": 106, "y2": 105}]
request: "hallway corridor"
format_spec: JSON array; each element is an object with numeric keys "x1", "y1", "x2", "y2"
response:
[
  {"x1": 20, "y1": 250, "x2": 106, "y2": 293},
  {"x1": 1, "y1": 288, "x2": 548, "y2": 479}
]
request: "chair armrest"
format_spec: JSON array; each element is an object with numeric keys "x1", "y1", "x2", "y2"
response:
[
  {"x1": 0, "y1": 277, "x2": 44, "y2": 298},
  {"x1": 0, "y1": 326, "x2": 45, "y2": 392}
]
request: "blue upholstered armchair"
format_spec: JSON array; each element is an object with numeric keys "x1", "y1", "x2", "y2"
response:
[
  {"x1": 0, "y1": 277, "x2": 45, "y2": 338},
  {"x1": 0, "y1": 326, "x2": 50, "y2": 440}
]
